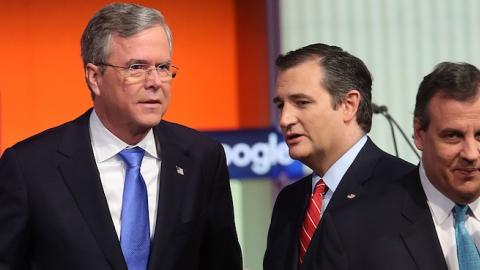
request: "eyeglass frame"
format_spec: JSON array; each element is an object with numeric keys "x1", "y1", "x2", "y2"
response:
[{"x1": 98, "y1": 62, "x2": 178, "y2": 80}]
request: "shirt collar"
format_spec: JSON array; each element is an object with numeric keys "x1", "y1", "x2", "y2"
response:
[
  {"x1": 312, "y1": 135, "x2": 368, "y2": 192},
  {"x1": 89, "y1": 109, "x2": 159, "y2": 162},
  {"x1": 419, "y1": 161, "x2": 480, "y2": 223},
  {"x1": 470, "y1": 198, "x2": 480, "y2": 221}
]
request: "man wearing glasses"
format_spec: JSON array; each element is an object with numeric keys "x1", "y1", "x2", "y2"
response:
[{"x1": 0, "y1": 3, "x2": 242, "y2": 270}]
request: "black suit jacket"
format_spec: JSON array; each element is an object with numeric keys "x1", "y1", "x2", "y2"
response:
[
  {"x1": 0, "y1": 110, "x2": 242, "y2": 270},
  {"x1": 263, "y1": 138, "x2": 414, "y2": 270},
  {"x1": 310, "y1": 169, "x2": 448, "y2": 270}
]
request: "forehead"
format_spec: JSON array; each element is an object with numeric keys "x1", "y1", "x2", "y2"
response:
[
  {"x1": 427, "y1": 92, "x2": 480, "y2": 129},
  {"x1": 107, "y1": 26, "x2": 170, "y2": 61},
  {"x1": 275, "y1": 60, "x2": 328, "y2": 97}
]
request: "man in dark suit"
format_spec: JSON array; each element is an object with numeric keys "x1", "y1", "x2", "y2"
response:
[
  {"x1": 0, "y1": 3, "x2": 242, "y2": 270},
  {"x1": 263, "y1": 43, "x2": 413, "y2": 270},
  {"x1": 312, "y1": 62, "x2": 480, "y2": 270}
]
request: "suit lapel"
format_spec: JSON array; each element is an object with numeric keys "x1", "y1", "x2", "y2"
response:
[
  {"x1": 304, "y1": 139, "x2": 384, "y2": 267},
  {"x1": 327, "y1": 138, "x2": 381, "y2": 211},
  {"x1": 305, "y1": 139, "x2": 381, "y2": 268},
  {"x1": 57, "y1": 111, "x2": 127, "y2": 270},
  {"x1": 148, "y1": 122, "x2": 194, "y2": 270},
  {"x1": 292, "y1": 176, "x2": 314, "y2": 270},
  {"x1": 399, "y1": 171, "x2": 448, "y2": 270}
]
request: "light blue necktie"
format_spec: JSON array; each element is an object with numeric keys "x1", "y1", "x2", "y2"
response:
[
  {"x1": 453, "y1": 204, "x2": 480, "y2": 270},
  {"x1": 118, "y1": 147, "x2": 150, "y2": 270}
]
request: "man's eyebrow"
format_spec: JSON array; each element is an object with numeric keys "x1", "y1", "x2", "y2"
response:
[
  {"x1": 288, "y1": 93, "x2": 311, "y2": 99},
  {"x1": 125, "y1": 59, "x2": 172, "y2": 65},
  {"x1": 125, "y1": 59, "x2": 149, "y2": 65},
  {"x1": 273, "y1": 93, "x2": 313, "y2": 104},
  {"x1": 439, "y1": 128, "x2": 463, "y2": 135}
]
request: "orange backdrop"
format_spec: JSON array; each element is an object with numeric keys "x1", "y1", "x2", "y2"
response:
[{"x1": 0, "y1": 0, "x2": 270, "y2": 153}]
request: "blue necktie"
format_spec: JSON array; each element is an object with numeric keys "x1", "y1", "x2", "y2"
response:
[
  {"x1": 118, "y1": 147, "x2": 150, "y2": 270},
  {"x1": 453, "y1": 204, "x2": 480, "y2": 270}
]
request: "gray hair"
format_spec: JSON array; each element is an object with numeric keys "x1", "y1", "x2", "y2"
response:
[{"x1": 80, "y1": 3, "x2": 172, "y2": 68}]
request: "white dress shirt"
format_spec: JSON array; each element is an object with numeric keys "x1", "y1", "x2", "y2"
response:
[
  {"x1": 89, "y1": 110, "x2": 161, "y2": 239},
  {"x1": 419, "y1": 162, "x2": 480, "y2": 270},
  {"x1": 312, "y1": 135, "x2": 368, "y2": 215}
]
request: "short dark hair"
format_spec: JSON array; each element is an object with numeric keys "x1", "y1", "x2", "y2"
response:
[
  {"x1": 276, "y1": 43, "x2": 373, "y2": 132},
  {"x1": 414, "y1": 62, "x2": 480, "y2": 130}
]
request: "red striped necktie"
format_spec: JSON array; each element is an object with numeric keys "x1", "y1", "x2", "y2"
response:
[{"x1": 298, "y1": 180, "x2": 326, "y2": 264}]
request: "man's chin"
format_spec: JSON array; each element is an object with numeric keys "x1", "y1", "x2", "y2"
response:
[
  {"x1": 288, "y1": 149, "x2": 308, "y2": 162},
  {"x1": 457, "y1": 183, "x2": 480, "y2": 203},
  {"x1": 139, "y1": 113, "x2": 163, "y2": 125}
]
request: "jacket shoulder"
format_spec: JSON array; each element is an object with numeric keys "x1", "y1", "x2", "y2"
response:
[
  {"x1": 158, "y1": 120, "x2": 220, "y2": 145},
  {"x1": 5, "y1": 117, "x2": 83, "y2": 157},
  {"x1": 275, "y1": 174, "x2": 312, "y2": 203},
  {"x1": 373, "y1": 147, "x2": 416, "y2": 175}
]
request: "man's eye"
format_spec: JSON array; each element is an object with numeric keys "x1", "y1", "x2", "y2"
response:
[
  {"x1": 156, "y1": 64, "x2": 170, "y2": 70},
  {"x1": 443, "y1": 133, "x2": 462, "y2": 143},
  {"x1": 296, "y1": 100, "x2": 310, "y2": 106},
  {"x1": 129, "y1": 64, "x2": 148, "y2": 70}
]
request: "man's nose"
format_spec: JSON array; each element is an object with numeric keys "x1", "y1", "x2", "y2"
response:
[
  {"x1": 460, "y1": 136, "x2": 480, "y2": 162},
  {"x1": 144, "y1": 68, "x2": 164, "y2": 89},
  {"x1": 279, "y1": 104, "x2": 297, "y2": 130}
]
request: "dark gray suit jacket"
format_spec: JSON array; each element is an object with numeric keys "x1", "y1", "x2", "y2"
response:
[
  {"x1": 263, "y1": 138, "x2": 414, "y2": 270},
  {"x1": 309, "y1": 169, "x2": 448, "y2": 270},
  {"x1": 0, "y1": 109, "x2": 242, "y2": 270}
]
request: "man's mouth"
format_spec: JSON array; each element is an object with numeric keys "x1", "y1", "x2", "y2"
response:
[
  {"x1": 285, "y1": 133, "x2": 303, "y2": 144},
  {"x1": 138, "y1": 100, "x2": 161, "y2": 109},
  {"x1": 140, "y1": 99, "x2": 160, "y2": 104},
  {"x1": 454, "y1": 168, "x2": 480, "y2": 177}
]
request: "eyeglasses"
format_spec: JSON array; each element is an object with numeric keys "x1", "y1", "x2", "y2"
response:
[{"x1": 99, "y1": 62, "x2": 178, "y2": 81}]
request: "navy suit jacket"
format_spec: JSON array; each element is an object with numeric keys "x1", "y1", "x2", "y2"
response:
[
  {"x1": 263, "y1": 138, "x2": 414, "y2": 270},
  {"x1": 310, "y1": 169, "x2": 448, "y2": 270},
  {"x1": 0, "y1": 110, "x2": 242, "y2": 270}
]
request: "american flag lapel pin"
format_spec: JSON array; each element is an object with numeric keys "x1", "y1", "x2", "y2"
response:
[
  {"x1": 176, "y1": 166, "x2": 184, "y2": 175},
  {"x1": 346, "y1": 193, "x2": 356, "y2": 199}
]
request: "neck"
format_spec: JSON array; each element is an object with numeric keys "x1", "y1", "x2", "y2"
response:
[
  {"x1": 95, "y1": 110, "x2": 150, "y2": 145},
  {"x1": 309, "y1": 129, "x2": 365, "y2": 176}
]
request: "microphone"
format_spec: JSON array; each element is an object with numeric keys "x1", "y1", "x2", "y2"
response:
[
  {"x1": 372, "y1": 103, "x2": 388, "y2": 114},
  {"x1": 371, "y1": 102, "x2": 420, "y2": 159}
]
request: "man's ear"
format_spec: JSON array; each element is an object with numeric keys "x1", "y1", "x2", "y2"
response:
[
  {"x1": 413, "y1": 117, "x2": 425, "y2": 151},
  {"x1": 341, "y1": 89, "x2": 361, "y2": 123},
  {"x1": 85, "y1": 63, "x2": 102, "y2": 97}
]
